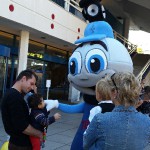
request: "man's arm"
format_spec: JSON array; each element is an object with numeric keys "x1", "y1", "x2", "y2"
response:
[{"x1": 23, "y1": 124, "x2": 43, "y2": 140}]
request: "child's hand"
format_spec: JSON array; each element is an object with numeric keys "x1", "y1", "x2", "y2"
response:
[{"x1": 54, "y1": 113, "x2": 61, "y2": 120}]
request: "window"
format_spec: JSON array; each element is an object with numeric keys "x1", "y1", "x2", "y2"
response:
[
  {"x1": 0, "y1": 31, "x2": 13, "y2": 47},
  {"x1": 28, "y1": 40, "x2": 45, "y2": 59},
  {"x1": 44, "y1": 62, "x2": 69, "y2": 100}
]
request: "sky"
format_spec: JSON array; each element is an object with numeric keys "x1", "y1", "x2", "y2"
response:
[{"x1": 129, "y1": 30, "x2": 150, "y2": 54}]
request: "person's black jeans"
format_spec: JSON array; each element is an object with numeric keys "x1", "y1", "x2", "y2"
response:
[{"x1": 9, "y1": 142, "x2": 32, "y2": 150}]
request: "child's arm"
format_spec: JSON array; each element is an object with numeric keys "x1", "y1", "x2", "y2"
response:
[
  {"x1": 84, "y1": 106, "x2": 102, "y2": 135},
  {"x1": 89, "y1": 106, "x2": 102, "y2": 122},
  {"x1": 34, "y1": 112, "x2": 56, "y2": 126},
  {"x1": 34, "y1": 110, "x2": 61, "y2": 126}
]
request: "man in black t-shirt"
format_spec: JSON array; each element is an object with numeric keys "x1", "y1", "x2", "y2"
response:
[{"x1": 1, "y1": 69, "x2": 43, "y2": 150}]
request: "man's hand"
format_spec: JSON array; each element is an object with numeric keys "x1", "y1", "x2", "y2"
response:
[{"x1": 23, "y1": 124, "x2": 43, "y2": 139}]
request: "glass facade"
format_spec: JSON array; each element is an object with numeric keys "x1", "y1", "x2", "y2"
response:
[
  {"x1": 44, "y1": 62, "x2": 68, "y2": 100},
  {"x1": 27, "y1": 58, "x2": 44, "y2": 89},
  {"x1": 52, "y1": 0, "x2": 65, "y2": 8},
  {"x1": 52, "y1": 0, "x2": 85, "y2": 21},
  {"x1": 0, "y1": 31, "x2": 14, "y2": 47},
  {"x1": 28, "y1": 40, "x2": 45, "y2": 56},
  {"x1": 0, "y1": 30, "x2": 69, "y2": 102},
  {"x1": 7, "y1": 56, "x2": 18, "y2": 88},
  {"x1": 0, "y1": 57, "x2": 7, "y2": 99}
]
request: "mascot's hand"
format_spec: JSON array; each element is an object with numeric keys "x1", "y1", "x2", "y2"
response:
[{"x1": 44, "y1": 100, "x2": 59, "y2": 111}]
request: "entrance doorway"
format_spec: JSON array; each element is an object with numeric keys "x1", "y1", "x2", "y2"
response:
[
  {"x1": 6, "y1": 56, "x2": 18, "y2": 89},
  {"x1": 0, "y1": 56, "x2": 7, "y2": 102}
]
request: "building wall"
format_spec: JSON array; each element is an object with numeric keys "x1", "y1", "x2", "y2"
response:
[
  {"x1": 106, "y1": 9, "x2": 123, "y2": 35},
  {"x1": 0, "y1": 0, "x2": 87, "y2": 44}
]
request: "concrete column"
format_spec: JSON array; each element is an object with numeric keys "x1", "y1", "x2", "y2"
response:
[
  {"x1": 123, "y1": 18, "x2": 130, "y2": 39},
  {"x1": 64, "y1": 0, "x2": 70, "y2": 11},
  {"x1": 17, "y1": 30, "x2": 29, "y2": 75}
]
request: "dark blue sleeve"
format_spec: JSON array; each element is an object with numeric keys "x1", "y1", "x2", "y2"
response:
[{"x1": 34, "y1": 112, "x2": 55, "y2": 126}]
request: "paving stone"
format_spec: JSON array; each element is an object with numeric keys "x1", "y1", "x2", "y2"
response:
[{"x1": 0, "y1": 109, "x2": 82, "y2": 149}]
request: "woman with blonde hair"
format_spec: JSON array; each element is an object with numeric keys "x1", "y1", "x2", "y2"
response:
[{"x1": 83, "y1": 72, "x2": 150, "y2": 150}]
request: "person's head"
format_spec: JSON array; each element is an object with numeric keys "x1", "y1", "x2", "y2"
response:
[
  {"x1": 104, "y1": 72, "x2": 140, "y2": 107},
  {"x1": 142, "y1": 86, "x2": 150, "y2": 101},
  {"x1": 28, "y1": 93, "x2": 45, "y2": 109},
  {"x1": 96, "y1": 79, "x2": 111, "y2": 102},
  {"x1": 14, "y1": 69, "x2": 38, "y2": 94},
  {"x1": 140, "y1": 77, "x2": 146, "y2": 89}
]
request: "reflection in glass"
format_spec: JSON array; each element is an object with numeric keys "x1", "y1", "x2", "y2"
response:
[
  {"x1": 0, "y1": 56, "x2": 6, "y2": 99},
  {"x1": 44, "y1": 62, "x2": 69, "y2": 100},
  {"x1": 27, "y1": 58, "x2": 44, "y2": 90},
  {"x1": 0, "y1": 31, "x2": 13, "y2": 47}
]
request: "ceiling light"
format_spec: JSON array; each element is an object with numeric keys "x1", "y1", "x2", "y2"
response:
[
  {"x1": 41, "y1": 37, "x2": 46, "y2": 39},
  {"x1": 64, "y1": 45, "x2": 68, "y2": 47}
]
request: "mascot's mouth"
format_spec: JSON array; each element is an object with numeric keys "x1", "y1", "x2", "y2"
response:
[
  {"x1": 90, "y1": 86, "x2": 96, "y2": 91},
  {"x1": 69, "y1": 69, "x2": 116, "y2": 95},
  {"x1": 70, "y1": 81, "x2": 96, "y2": 95}
]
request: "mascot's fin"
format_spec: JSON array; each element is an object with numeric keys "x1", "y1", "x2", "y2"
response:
[{"x1": 58, "y1": 102, "x2": 85, "y2": 113}]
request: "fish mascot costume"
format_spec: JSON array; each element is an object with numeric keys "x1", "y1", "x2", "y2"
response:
[
  {"x1": 0, "y1": 1, "x2": 133, "y2": 150},
  {"x1": 58, "y1": 0, "x2": 133, "y2": 150}
]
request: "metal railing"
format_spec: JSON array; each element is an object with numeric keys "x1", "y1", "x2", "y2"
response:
[
  {"x1": 51, "y1": 0, "x2": 137, "y2": 54},
  {"x1": 64, "y1": 0, "x2": 81, "y2": 12},
  {"x1": 52, "y1": 0, "x2": 149, "y2": 79},
  {"x1": 137, "y1": 59, "x2": 150, "y2": 80},
  {"x1": 113, "y1": 31, "x2": 137, "y2": 55},
  {"x1": 51, "y1": 0, "x2": 85, "y2": 20}
]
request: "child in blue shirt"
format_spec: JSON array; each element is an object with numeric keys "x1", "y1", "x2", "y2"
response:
[{"x1": 28, "y1": 93, "x2": 61, "y2": 150}]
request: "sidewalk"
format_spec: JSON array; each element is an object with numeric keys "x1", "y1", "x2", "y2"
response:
[{"x1": 0, "y1": 109, "x2": 82, "y2": 150}]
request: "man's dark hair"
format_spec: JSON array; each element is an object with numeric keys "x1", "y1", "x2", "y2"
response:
[
  {"x1": 28, "y1": 93, "x2": 43, "y2": 109},
  {"x1": 16, "y1": 69, "x2": 38, "y2": 82}
]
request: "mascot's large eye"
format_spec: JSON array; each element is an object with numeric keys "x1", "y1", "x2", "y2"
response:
[
  {"x1": 87, "y1": 4, "x2": 99, "y2": 16},
  {"x1": 85, "y1": 49, "x2": 107, "y2": 74},
  {"x1": 69, "y1": 52, "x2": 82, "y2": 76}
]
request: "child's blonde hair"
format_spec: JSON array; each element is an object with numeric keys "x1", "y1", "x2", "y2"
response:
[
  {"x1": 96, "y1": 79, "x2": 111, "y2": 100},
  {"x1": 105, "y1": 72, "x2": 140, "y2": 107}
]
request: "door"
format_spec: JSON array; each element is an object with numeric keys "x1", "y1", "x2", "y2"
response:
[
  {"x1": 6, "y1": 56, "x2": 18, "y2": 89},
  {"x1": 0, "y1": 56, "x2": 7, "y2": 101}
]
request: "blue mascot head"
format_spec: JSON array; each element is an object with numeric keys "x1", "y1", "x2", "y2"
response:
[{"x1": 68, "y1": 21, "x2": 133, "y2": 95}]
